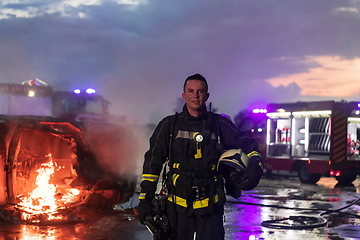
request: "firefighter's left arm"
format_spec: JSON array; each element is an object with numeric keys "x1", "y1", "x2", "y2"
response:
[
  {"x1": 138, "y1": 116, "x2": 172, "y2": 223},
  {"x1": 139, "y1": 117, "x2": 172, "y2": 198},
  {"x1": 218, "y1": 115, "x2": 264, "y2": 190}
]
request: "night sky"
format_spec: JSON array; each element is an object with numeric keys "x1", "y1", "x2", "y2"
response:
[{"x1": 1, "y1": 0, "x2": 360, "y2": 125}]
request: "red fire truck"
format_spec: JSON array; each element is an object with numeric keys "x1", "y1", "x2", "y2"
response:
[{"x1": 264, "y1": 101, "x2": 360, "y2": 184}]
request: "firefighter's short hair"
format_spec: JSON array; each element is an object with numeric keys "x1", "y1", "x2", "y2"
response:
[{"x1": 183, "y1": 73, "x2": 208, "y2": 93}]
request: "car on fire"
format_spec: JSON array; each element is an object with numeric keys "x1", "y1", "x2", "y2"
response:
[{"x1": 0, "y1": 79, "x2": 137, "y2": 223}]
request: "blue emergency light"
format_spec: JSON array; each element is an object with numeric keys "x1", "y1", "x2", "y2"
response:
[
  {"x1": 252, "y1": 108, "x2": 267, "y2": 114},
  {"x1": 73, "y1": 88, "x2": 96, "y2": 94},
  {"x1": 86, "y1": 88, "x2": 96, "y2": 94}
]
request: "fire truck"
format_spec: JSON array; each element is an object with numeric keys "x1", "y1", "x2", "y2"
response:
[
  {"x1": 0, "y1": 79, "x2": 137, "y2": 219},
  {"x1": 263, "y1": 101, "x2": 360, "y2": 184},
  {"x1": 0, "y1": 79, "x2": 110, "y2": 120}
]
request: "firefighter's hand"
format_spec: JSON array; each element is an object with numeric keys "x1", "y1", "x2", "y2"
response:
[
  {"x1": 240, "y1": 157, "x2": 264, "y2": 191},
  {"x1": 137, "y1": 199, "x2": 155, "y2": 225}
]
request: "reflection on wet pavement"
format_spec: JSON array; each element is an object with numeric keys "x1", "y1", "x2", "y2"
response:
[
  {"x1": 224, "y1": 175, "x2": 360, "y2": 240},
  {"x1": 0, "y1": 174, "x2": 359, "y2": 240}
]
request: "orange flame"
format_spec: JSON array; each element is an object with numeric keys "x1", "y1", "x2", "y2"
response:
[{"x1": 17, "y1": 154, "x2": 81, "y2": 222}]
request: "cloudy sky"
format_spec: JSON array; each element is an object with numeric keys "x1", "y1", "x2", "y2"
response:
[{"x1": 1, "y1": 0, "x2": 360, "y2": 125}]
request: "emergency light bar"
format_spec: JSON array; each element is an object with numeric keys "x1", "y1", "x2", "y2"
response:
[
  {"x1": 292, "y1": 110, "x2": 331, "y2": 117},
  {"x1": 252, "y1": 108, "x2": 267, "y2": 114},
  {"x1": 73, "y1": 88, "x2": 96, "y2": 94}
]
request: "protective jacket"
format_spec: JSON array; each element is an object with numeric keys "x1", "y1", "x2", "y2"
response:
[{"x1": 139, "y1": 105, "x2": 262, "y2": 216}]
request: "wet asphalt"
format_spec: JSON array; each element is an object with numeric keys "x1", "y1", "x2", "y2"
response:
[{"x1": 0, "y1": 172, "x2": 359, "y2": 240}]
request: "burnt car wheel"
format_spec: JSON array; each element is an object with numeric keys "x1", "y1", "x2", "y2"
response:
[{"x1": 298, "y1": 164, "x2": 322, "y2": 184}]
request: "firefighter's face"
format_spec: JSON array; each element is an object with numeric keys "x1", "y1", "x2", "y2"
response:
[{"x1": 182, "y1": 80, "x2": 209, "y2": 116}]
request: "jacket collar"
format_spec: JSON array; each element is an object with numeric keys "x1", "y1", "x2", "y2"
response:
[{"x1": 182, "y1": 104, "x2": 209, "y2": 120}]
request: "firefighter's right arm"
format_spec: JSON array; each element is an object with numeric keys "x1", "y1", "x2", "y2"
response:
[
  {"x1": 138, "y1": 117, "x2": 171, "y2": 223},
  {"x1": 217, "y1": 115, "x2": 264, "y2": 190}
]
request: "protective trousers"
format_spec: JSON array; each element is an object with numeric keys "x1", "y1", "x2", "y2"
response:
[{"x1": 166, "y1": 204, "x2": 225, "y2": 240}]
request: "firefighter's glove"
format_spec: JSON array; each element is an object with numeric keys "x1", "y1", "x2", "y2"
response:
[
  {"x1": 137, "y1": 199, "x2": 155, "y2": 225},
  {"x1": 240, "y1": 157, "x2": 264, "y2": 191}
]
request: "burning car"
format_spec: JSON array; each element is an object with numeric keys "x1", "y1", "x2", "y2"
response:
[{"x1": 0, "y1": 115, "x2": 137, "y2": 224}]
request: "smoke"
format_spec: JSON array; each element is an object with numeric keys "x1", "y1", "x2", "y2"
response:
[{"x1": 80, "y1": 118, "x2": 151, "y2": 181}]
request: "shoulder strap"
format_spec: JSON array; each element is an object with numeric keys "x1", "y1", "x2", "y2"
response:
[
  {"x1": 161, "y1": 112, "x2": 178, "y2": 182},
  {"x1": 211, "y1": 112, "x2": 224, "y2": 153},
  {"x1": 168, "y1": 112, "x2": 178, "y2": 163},
  {"x1": 160, "y1": 112, "x2": 178, "y2": 195},
  {"x1": 168, "y1": 112, "x2": 179, "y2": 238}
]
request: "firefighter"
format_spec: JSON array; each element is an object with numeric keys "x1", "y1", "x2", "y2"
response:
[{"x1": 137, "y1": 73, "x2": 263, "y2": 240}]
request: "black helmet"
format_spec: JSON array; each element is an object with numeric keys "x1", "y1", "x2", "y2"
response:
[{"x1": 217, "y1": 149, "x2": 249, "y2": 199}]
